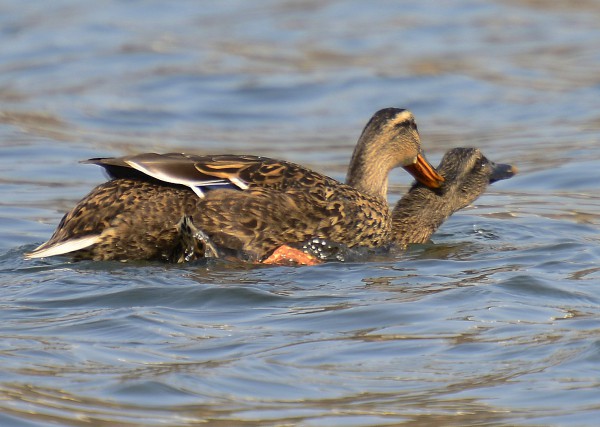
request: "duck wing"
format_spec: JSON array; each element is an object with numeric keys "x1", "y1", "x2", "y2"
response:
[{"x1": 84, "y1": 153, "x2": 336, "y2": 198}]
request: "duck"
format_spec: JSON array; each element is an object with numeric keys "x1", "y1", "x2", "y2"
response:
[
  {"x1": 176, "y1": 147, "x2": 516, "y2": 264},
  {"x1": 283, "y1": 147, "x2": 516, "y2": 264},
  {"x1": 26, "y1": 108, "x2": 444, "y2": 262},
  {"x1": 391, "y1": 147, "x2": 516, "y2": 247}
]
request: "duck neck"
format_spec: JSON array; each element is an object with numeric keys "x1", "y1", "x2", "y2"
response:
[
  {"x1": 391, "y1": 186, "x2": 455, "y2": 246},
  {"x1": 345, "y1": 135, "x2": 391, "y2": 201}
]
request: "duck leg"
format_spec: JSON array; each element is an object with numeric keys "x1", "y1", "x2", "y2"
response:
[
  {"x1": 170, "y1": 216, "x2": 220, "y2": 263},
  {"x1": 262, "y1": 245, "x2": 321, "y2": 266},
  {"x1": 262, "y1": 238, "x2": 349, "y2": 265}
]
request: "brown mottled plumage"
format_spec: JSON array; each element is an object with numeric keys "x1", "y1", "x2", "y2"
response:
[
  {"x1": 26, "y1": 108, "x2": 444, "y2": 262},
  {"x1": 171, "y1": 147, "x2": 517, "y2": 264},
  {"x1": 391, "y1": 147, "x2": 516, "y2": 247}
]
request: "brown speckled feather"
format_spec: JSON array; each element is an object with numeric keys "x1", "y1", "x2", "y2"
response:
[
  {"x1": 26, "y1": 108, "x2": 445, "y2": 262},
  {"x1": 86, "y1": 153, "x2": 370, "y2": 194},
  {"x1": 196, "y1": 184, "x2": 393, "y2": 259},
  {"x1": 176, "y1": 148, "x2": 517, "y2": 262},
  {"x1": 41, "y1": 177, "x2": 392, "y2": 261}
]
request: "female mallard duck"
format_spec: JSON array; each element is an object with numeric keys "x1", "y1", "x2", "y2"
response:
[
  {"x1": 26, "y1": 108, "x2": 444, "y2": 262},
  {"x1": 391, "y1": 147, "x2": 516, "y2": 247},
  {"x1": 174, "y1": 147, "x2": 516, "y2": 264}
]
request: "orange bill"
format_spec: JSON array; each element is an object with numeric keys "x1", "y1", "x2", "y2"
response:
[{"x1": 403, "y1": 153, "x2": 445, "y2": 189}]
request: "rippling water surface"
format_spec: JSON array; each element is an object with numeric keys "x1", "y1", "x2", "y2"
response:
[{"x1": 2, "y1": 1, "x2": 600, "y2": 426}]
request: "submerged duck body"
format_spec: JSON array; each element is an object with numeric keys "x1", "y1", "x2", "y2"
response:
[{"x1": 27, "y1": 108, "x2": 444, "y2": 262}]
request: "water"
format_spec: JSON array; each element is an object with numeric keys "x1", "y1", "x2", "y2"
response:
[{"x1": 1, "y1": 1, "x2": 600, "y2": 425}]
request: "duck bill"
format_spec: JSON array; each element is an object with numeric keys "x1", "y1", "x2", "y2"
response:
[
  {"x1": 489, "y1": 162, "x2": 517, "y2": 183},
  {"x1": 403, "y1": 153, "x2": 445, "y2": 189}
]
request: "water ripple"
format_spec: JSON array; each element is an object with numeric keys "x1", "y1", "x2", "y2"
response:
[{"x1": 2, "y1": 0, "x2": 600, "y2": 425}]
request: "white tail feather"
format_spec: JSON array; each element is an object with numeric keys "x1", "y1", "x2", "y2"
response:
[{"x1": 25, "y1": 235, "x2": 100, "y2": 259}]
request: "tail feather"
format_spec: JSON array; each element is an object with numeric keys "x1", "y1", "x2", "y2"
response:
[{"x1": 25, "y1": 235, "x2": 100, "y2": 259}]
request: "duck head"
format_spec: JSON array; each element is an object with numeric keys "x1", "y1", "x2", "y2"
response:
[
  {"x1": 346, "y1": 108, "x2": 444, "y2": 200},
  {"x1": 391, "y1": 147, "x2": 517, "y2": 246},
  {"x1": 434, "y1": 147, "x2": 517, "y2": 211}
]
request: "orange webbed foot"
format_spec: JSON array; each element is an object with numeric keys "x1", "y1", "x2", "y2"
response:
[{"x1": 262, "y1": 245, "x2": 321, "y2": 266}]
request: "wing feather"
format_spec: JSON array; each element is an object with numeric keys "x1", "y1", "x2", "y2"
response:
[
  {"x1": 83, "y1": 153, "x2": 323, "y2": 196},
  {"x1": 26, "y1": 235, "x2": 100, "y2": 259}
]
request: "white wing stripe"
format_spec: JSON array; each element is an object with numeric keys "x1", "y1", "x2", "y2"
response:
[
  {"x1": 229, "y1": 177, "x2": 249, "y2": 190},
  {"x1": 124, "y1": 160, "x2": 250, "y2": 198}
]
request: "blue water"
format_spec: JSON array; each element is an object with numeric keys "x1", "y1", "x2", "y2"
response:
[{"x1": 2, "y1": 1, "x2": 600, "y2": 426}]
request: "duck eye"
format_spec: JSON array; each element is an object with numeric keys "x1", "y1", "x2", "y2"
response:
[{"x1": 474, "y1": 158, "x2": 487, "y2": 171}]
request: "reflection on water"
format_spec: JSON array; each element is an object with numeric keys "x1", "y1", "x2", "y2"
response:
[{"x1": 1, "y1": 0, "x2": 600, "y2": 425}]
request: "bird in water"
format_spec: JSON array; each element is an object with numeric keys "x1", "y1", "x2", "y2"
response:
[
  {"x1": 26, "y1": 108, "x2": 444, "y2": 263},
  {"x1": 390, "y1": 147, "x2": 515, "y2": 247},
  {"x1": 171, "y1": 147, "x2": 516, "y2": 265}
]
